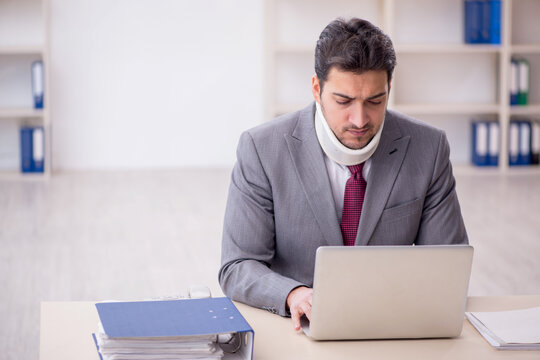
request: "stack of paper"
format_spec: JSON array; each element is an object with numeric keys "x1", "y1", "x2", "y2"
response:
[
  {"x1": 466, "y1": 306, "x2": 540, "y2": 350},
  {"x1": 93, "y1": 297, "x2": 254, "y2": 360}
]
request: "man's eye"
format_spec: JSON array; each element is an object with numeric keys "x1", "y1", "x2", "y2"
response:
[
  {"x1": 336, "y1": 100, "x2": 350, "y2": 105},
  {"x1": 369, "y1": 100, "x2": 382, "y2": 105}
]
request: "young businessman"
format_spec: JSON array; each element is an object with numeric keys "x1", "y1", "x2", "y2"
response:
[{"x1": 219, "y1": 18, "x2": 468, "y2": 331}]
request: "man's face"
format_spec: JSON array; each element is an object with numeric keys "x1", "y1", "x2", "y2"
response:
[{"x1": 312, "y1": 68, "x2": 390, "y2": 150}]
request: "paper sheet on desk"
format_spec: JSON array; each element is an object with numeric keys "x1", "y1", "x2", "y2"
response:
[{"x1": 467, "y1": 306, "x2": 540, "y2": 344}]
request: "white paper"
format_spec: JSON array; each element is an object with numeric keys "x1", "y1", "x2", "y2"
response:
[{"x1": 468, "y1": 306, "x2": 540, "y2": 344}]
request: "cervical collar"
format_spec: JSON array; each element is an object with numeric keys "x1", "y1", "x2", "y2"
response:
[{"x1": 314, "y1": 101, "x2": 384, "y2": 166}]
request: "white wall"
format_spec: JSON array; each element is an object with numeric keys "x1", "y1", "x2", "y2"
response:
[{"x1": 50, "y1": 0, "x2": 264, "y2": 169}]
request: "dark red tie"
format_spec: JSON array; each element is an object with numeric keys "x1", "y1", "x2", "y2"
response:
[{"x1": 340, "y1": 163, "x2": 367, "y2": 246}]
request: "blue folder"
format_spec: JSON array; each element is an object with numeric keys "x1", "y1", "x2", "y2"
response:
[
  {"x1": 471, "y1": 121, "x2": 489, "y2": 166},
  {"x1": 20, "y1": 127, "x2": 34, "y2": 173},
  {"x1": 464, "y1": 0, "x2": 500, "y2": 44},
  {"x1": 465, "y1": 0, "x2": 482, "y2": 44},
  {"x1": 488, "y1": 0, "x2": 501, "y2": 44},
  {"x1": 517, "y1": 120, "x2": 532, "y2": 166},
  {"x1": 20, "y1": 126, "x2": 44, "y2": 173},
  {"x1": 95, "y1": 297, "x2": 254, "y2": 359},
  {"x1": 31, "y1": 61, "x2": 44, "y2": 109},
  {"x1": 487, "y1": 121, "x2": 500, "y2": 166}
]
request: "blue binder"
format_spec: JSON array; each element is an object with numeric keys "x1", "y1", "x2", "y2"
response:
[
  {"x1": 488, "y1": 0, "x2": 501, "y2": 44},
  {"x1": 517, "y1": 120, "x2": 532, "y2": 165},
  {"x1": 471, "y1": 120, "x2": 489, "y2": 166},
  {"x1": 465, "y1": 0, "x2": 482, "y2": 44},
  {"x1": 532, "y1": 120, "x2": 540, "y2": 165},
  {"x1": 20, "y1": 126, "x2": 44, "y2": 173},
  {"x1": 480, "y1": 0, "x2": 491, "y2": 43},
  {"x1": 465, "y1": 0, "x2": 500, "y2": 44},
  {"x1": 95, "y1": 297, "x2": 254, "y2": 359},
  {"x1": 509, "y1": 121, "x2": 520, "y2": 166},
  {"x1": 510, "y1": 59, "x2": 519, "y2": 106},
  {"x1": 20, "y1": 127, "x2": 34, "y2": 172},
  {"x1": 487, "y1": 121, "x2": 499, "y2": 166},
  {"x1": 31, "y1": 61, "x2": 44, "y2": 109}
]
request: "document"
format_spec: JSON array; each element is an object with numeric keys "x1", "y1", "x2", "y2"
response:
[
  {"x1": 466, "y1": 306, "x2": 540, "y2": 350},
  {"x1": 93, "y1": 297, "x2": 254, "y2": 360}
]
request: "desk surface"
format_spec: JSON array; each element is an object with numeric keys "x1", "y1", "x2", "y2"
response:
[{"x1": 40, "y1": 295, "x2": 540, "y2": 360}]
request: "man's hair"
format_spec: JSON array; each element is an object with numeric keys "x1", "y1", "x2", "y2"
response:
[{"x1": 314, "y1": 18, "x2": 396, "y2": 90}]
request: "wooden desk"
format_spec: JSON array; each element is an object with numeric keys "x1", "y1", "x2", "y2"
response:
[{"x1": 40, "y1": 296, "x2": 540, "y2": 360}]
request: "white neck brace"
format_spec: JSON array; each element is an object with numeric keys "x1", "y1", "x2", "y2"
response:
[{"x1": 314, "y1": 101, "x2": 384, "y2": 166}]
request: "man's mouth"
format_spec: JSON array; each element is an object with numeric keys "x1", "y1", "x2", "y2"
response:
[{"x1": 347, "y1": 128, "x2": 369, "y2": 136}]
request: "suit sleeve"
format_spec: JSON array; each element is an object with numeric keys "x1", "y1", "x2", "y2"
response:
[
  {"x1": 218, "y1": 131, "x2": 305, "y2": 316},
  {"x1": 416, "y1": 131, "x2": 469, "y2": 245}
]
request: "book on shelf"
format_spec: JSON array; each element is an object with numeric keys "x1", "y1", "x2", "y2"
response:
[
  {"x1": 20, "y1": 126, "x2": 44, "y2": 173},
  {"x1": 471, "y1": 120, "x2": 499, "y2": 166},
  {"x1": 510, "y1": 58, "x2": 530, "y2": 106},
  {"x1": 31, "y1": 60, "x2": 44, "y2": 109},
  {"x1": 93, "y1": 297, "x2": 254, "y2": 360},
  {"x1": 464, "y1": 0, "x2": 501, "y2": 45},
  {"x1": 532, "y1": 120, "x2": 540, "y2": 165},
  {"x1": 508, "y1": 119, "x2": 539, "y2": 166}
]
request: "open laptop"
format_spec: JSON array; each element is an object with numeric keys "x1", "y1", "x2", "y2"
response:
[{"x1": 301, "y1": 245, "x2": 474, "y2": 340}]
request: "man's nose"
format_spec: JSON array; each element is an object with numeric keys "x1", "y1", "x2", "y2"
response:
[{"x1": 348, "y1": 103, "x2": 368, "y2": 128}]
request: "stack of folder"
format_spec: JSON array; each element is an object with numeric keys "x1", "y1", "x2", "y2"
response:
[
  {"x1": 509, "y1": 119, "x2": 540, "y2": 166},
  {"x1": 464, "y1": 0, "x2": 501, "y2": 44},
  {"x1": 93, "y1": 297, "x2": 254, "y2": 360},
  {"x1": 471, "y1": 119, "x2": 540, "y2": 166},
  {"x1": 471, "y1": 120, "x2": 499, "y2": 166}
]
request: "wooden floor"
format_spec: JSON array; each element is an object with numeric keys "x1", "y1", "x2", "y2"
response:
[{"x1": 1, "y1": 167, "x2": 539, "y2": 360}]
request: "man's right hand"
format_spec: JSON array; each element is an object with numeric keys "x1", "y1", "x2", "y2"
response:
[{"x1": 286, "y1": 286, "x2": 313, "y2": 331}]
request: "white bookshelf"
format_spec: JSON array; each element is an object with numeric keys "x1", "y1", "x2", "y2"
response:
[
  {"x1": 0, "y1": 0, "x2": 51, "y2": 178},
  {"x1": 265, "y1": 0, "x2": 540, "y2": 174}
]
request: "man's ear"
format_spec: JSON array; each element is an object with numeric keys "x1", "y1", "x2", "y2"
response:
[
  {"x1": 386, "y1": 78, "x2": 392, "y2": 106},
  {"x1": 312, "y1": 75, "x2": 321, "y2": 103}
]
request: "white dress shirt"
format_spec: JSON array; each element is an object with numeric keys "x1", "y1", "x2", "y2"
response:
[{"x1": 323, "y1": 154, "x2": 371, "y2": 222}]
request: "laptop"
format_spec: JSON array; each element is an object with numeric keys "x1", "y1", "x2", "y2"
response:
[{"x1": 301, "y1": 245, "x2": 474, "y2": 340}]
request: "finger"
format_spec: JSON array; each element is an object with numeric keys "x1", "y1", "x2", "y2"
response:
[
  {"x1": 291, "y1": 312, "x2": 300, "y2": 331},
  {"x1": 291, "y1": 308, "x2": 301, "y2": 331},
  {"x1": 303, "y1": 302, "x2": 312, "y2": 321}
]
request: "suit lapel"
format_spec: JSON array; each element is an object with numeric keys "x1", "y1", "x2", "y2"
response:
[
  {"x1": 285, "y1": 104, "x2": 343, "y2": 247},
  {"x1": 356, "y1": 111, "x2": 410, "y2": 245}
]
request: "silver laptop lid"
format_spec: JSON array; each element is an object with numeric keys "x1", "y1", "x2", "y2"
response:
[{"x1": 305, "y1": 245, "x2": 473, "y2": 340}]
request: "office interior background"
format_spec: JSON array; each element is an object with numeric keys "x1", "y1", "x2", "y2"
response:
[{"x1": 1, "y1": 0, "x2": 539, "y2": 359}]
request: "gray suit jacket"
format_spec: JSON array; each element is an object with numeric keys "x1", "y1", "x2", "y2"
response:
[{"x1": 219, "y1": 102, "x2": 468, "y2": 316}]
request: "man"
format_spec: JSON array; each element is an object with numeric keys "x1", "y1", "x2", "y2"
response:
[{"x1": 219, "y1": 18, "x2": 468, "y2": 331}]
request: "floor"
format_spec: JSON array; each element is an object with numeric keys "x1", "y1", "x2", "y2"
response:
[{"x1": 1, "y1": 167, "x2": 539, "y2": 360}]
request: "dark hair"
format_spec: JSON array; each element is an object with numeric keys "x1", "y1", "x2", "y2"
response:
[{"x1": 315, "y1": 18, "x2": 396, "y2": 89}]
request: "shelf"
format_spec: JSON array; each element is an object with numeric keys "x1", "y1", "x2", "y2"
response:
[
  {"x1": 0, "y1": 45, "x2": 44, "y2": 55},
  {"x1": 266, "y1": 0, "x2": 539, "y2": 174},
  {"x1": 511, "y1": 44, "x2": 540, "y2": 54},
  {"x1": 395, "y1": 44, "x2": 501, "y2": 54},
  {"x1": 275, "y1": 43, "x2": 505, "y2": 55},
  {"x1": 0, "y1": 170, "x2": 50, "y2": 181},
  {"x1": 0, "y1": 108, "x2": 45, "y2": 119},
  {"x1": 453, "y1": 164, "x2": 540, "y2": 176},
  {"x1": 509, "y1": 104, "x2": 540, "y2": 116},
  {"x1": 391, "y1": 104, "x2": 500, "y2": 115}
]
